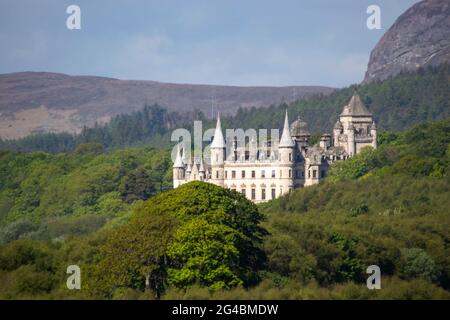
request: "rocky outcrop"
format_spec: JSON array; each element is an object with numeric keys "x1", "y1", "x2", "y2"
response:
[{"x1": 363, "y1": 0, "x2": 450, "y2": 83}]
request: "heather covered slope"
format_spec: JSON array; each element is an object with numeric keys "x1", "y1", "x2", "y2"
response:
[{"x1": 0, "y1": 71, "x2": 333, "y2": 139}]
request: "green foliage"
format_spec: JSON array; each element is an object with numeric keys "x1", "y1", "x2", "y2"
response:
[
  {"x1": 90, "y1": 182, "x2": 266, "y2": 298},
  {"x1": 0, "y1": 106, "x2": 449, "y2": 299},
  {"x1": 260, "y1": 117, "x2": 450, "y2": 293},
  {"x1": 73, "y1": 143, "x2": 104, "y2": 155},
  {"x1": 1, "y1": 64, "x2": 449, "y2": 154},
  {"x1": 349, "y1": 204, "x2": 369, "y2": 217},
  {"x1": 89, "y1": 210, "x2": 178, "y2": 298},
  {"x1": 399, "y1": 248, "x2": 439, "y2": 282},
  {"x1": 161, "y1": 277, "x2": 450, "y2": 300},
  {"x1": 10, "y1": 265, "x2": 56, "y2": 295},
  {"x1": 120, "y1": 166, "x2": 156, "y2": 203},
  {"x1": 328, "y1": 147, "x2": 379, "y2": 181},
  {"x1": 167, "y1": 218, "x2": 243, "y2": 290},
  {"x1": 0, "y1": 147, "x2": 172, "y2": 231},
  {"x1": 328, "y1": 117, "x2": 450, "y2": 182},
  {"x1": 0, "y1": 219, "x2": 38, "y2": 244},
  {"x1": 0, "y1": 240, "x2": 54, "y2": 272}
]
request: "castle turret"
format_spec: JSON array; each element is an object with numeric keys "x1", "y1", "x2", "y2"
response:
[
  {"x1": 333, "y1": 120, "x2": 343, "y2": 146},
  {"x1": 210, "y1": 113, "x2": 225, "y2": 186},
  {"x1": 290, "y1": 116, "x2": 310, "y2": 149},
  {"x1": 199, "y1": 157, "x2": 206, "y2": 181},
  {"x1": 278, "y1": 110, "x2": 295, "y2": 194},
  {"x1": 347, "y1": 122, "x2": 355, "y2": 156},
  {"x1": 185, "y1": 160, "x2": 192, "y2": 181},
  {"x1": 173, "y1": 144, "x2": 185, "y2": 188},
  {"x1": 279, "y1": 110, "x2": 295, "y2": 159},
  {"x1": 319, "y1": 133, "x2": 332, "y2": 150},
  {"x1": 370, "y1": 121, "x2": 377, "y2": 148},
  {"x1": 339, "y1": 94, "x2": 375, "y2": 155}
]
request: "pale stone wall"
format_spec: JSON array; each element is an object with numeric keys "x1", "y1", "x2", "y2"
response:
[
  {"x1": 173, "y1": 95, "x2": 377, "y2": 203},
  {"x1": 222, "y1": 162, "x2": 293, "y2": 203}
]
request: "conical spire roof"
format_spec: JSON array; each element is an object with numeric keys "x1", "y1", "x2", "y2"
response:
[
  {"x1": 211, "y1": 113, "x2": 225, "y2": 148},
  {"x1": 173, "y1": 144, "x2": 184, "y2": 168},
  {"x1": 341, "y1": 94, "x2": 371, "y2": 116},
  {"x1": 199, "y1": 158, "x2": 205, "y2": 172},
  {"x1": 334, "y1": 119, "x2": 343, "y2": 129},
  {"x1": 279, "y1": 110, "x2": 295, "y2": 148}
]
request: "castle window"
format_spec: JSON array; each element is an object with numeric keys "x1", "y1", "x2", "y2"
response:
[
  {"x1": 308, "y1": 171, "x2": 310, "y2": 178},
  {"x1": 271, "y1": 170, "x2": 276, "y2": 178},
  {"x1": 251, "y1": 170, "x2": 256, "y2": 178},
  {"x1": 225, "y1": 171, "x2": 228, "y2": 179},
  {"x1": 289, "y1": 153, "x2": 292, "y2": 161},
  {"x1": 241, "y1": 170, "x2": 246, "y2": 178},
  {"x1": 232, "y1": 170, "x2": 236, "y2": 179},
  {"x1": 289, "y1": 169, "x2": 292, "y2": 178},
  {"x1": 241, "y1": 189, "x2": 246, "y2": 196},
  {"x1": 313, "y1": 170, "x2": 317, "y2": 178},
  {"x1": 245, "y1": 151, "x2": 250, "y2": 160},
  {"x1": 251, "y1": 189, "x2": 256, "y2": 200},
  {"x1": 216, "y1": 154, "x2": 219, "y2": 162},
  {"x1": 261, "y1": 189, "x2": 266, "y2": 200},
  {"x1": 271, "y1": 188, "x2": 276, "y2": 199},
  {"x1": 216, "y1": 171, "x2": 219, "y2": 179},
  {"x1": 261, "y1": 170, "x2": 265, "y2": 178}
]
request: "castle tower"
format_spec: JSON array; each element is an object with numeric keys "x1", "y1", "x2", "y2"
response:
[
  {"x1": 333, "y1": 120, "x2": 343, "y2": 146},
  {"x1": 319, "y1": 133, "x2": 332, "y2": 150},
  {"x1": 172, "y1": 144, "x2": 185, "y2": 188},
  {"x1": 199, "y1": 157, "x2": 206, "y2": 181},
  {"x1": 337, "y1": 94, "x2": 375, "y2": 155},
  {"x1": 278, "y1": 110, "x2": 295, "y2": 194},
  {"x1": 370, "y1": 121, "x2": 377, "y2": 148},
  {"x1": 290, "y1": 116, "x2": 310, "y2": 150},
  {"x1": 347, "y1": 122, "x2": 356, "y2": 156},
  {"x1": 185, "y1": 158, "x2": 192, "y2": 181},
  {"x1": 210, "y1": 113, "x2": 225, "y2": 186}
]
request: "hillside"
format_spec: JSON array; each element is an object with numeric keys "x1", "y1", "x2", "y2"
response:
[
  {"x1": 363, "y1": 0, "x2": 450, "y2": 83},
  {"x1": 0, "y1": 72, "x2": 333, "y2": 139},
  {"x1": 0, "y1": 117, "x2": 449, "y2": 299},
  {"x1": 1, "y1": 64, "x2": 448, "y2": 154}
]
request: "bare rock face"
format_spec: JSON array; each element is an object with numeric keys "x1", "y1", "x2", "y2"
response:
[{"x1": 363, "y1": 0, "x2": 450, "y2": 83}]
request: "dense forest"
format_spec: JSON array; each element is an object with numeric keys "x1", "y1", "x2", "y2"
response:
[
  {"x1": 0, "y1": 117, "x2": 448, "y2": 299},
  {"x1": 0, "y1": 64, "x2": 449, "y2": 154},
  {"x1": 0, "y1": 145, "x2": 172, "y2": 231}
]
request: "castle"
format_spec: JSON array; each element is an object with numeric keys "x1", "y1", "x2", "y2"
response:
[{"x1": 173, "y1": 94, "x2": 377, "y2": 203}]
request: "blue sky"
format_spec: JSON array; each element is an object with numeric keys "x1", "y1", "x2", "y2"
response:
[{"x1": 0, "y1": 0, "x2": 418, "y2": 87}]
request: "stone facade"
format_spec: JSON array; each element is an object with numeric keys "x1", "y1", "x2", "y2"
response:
[{"x1": 173, "y1": 94, "x2": 377, "y2": 203}]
